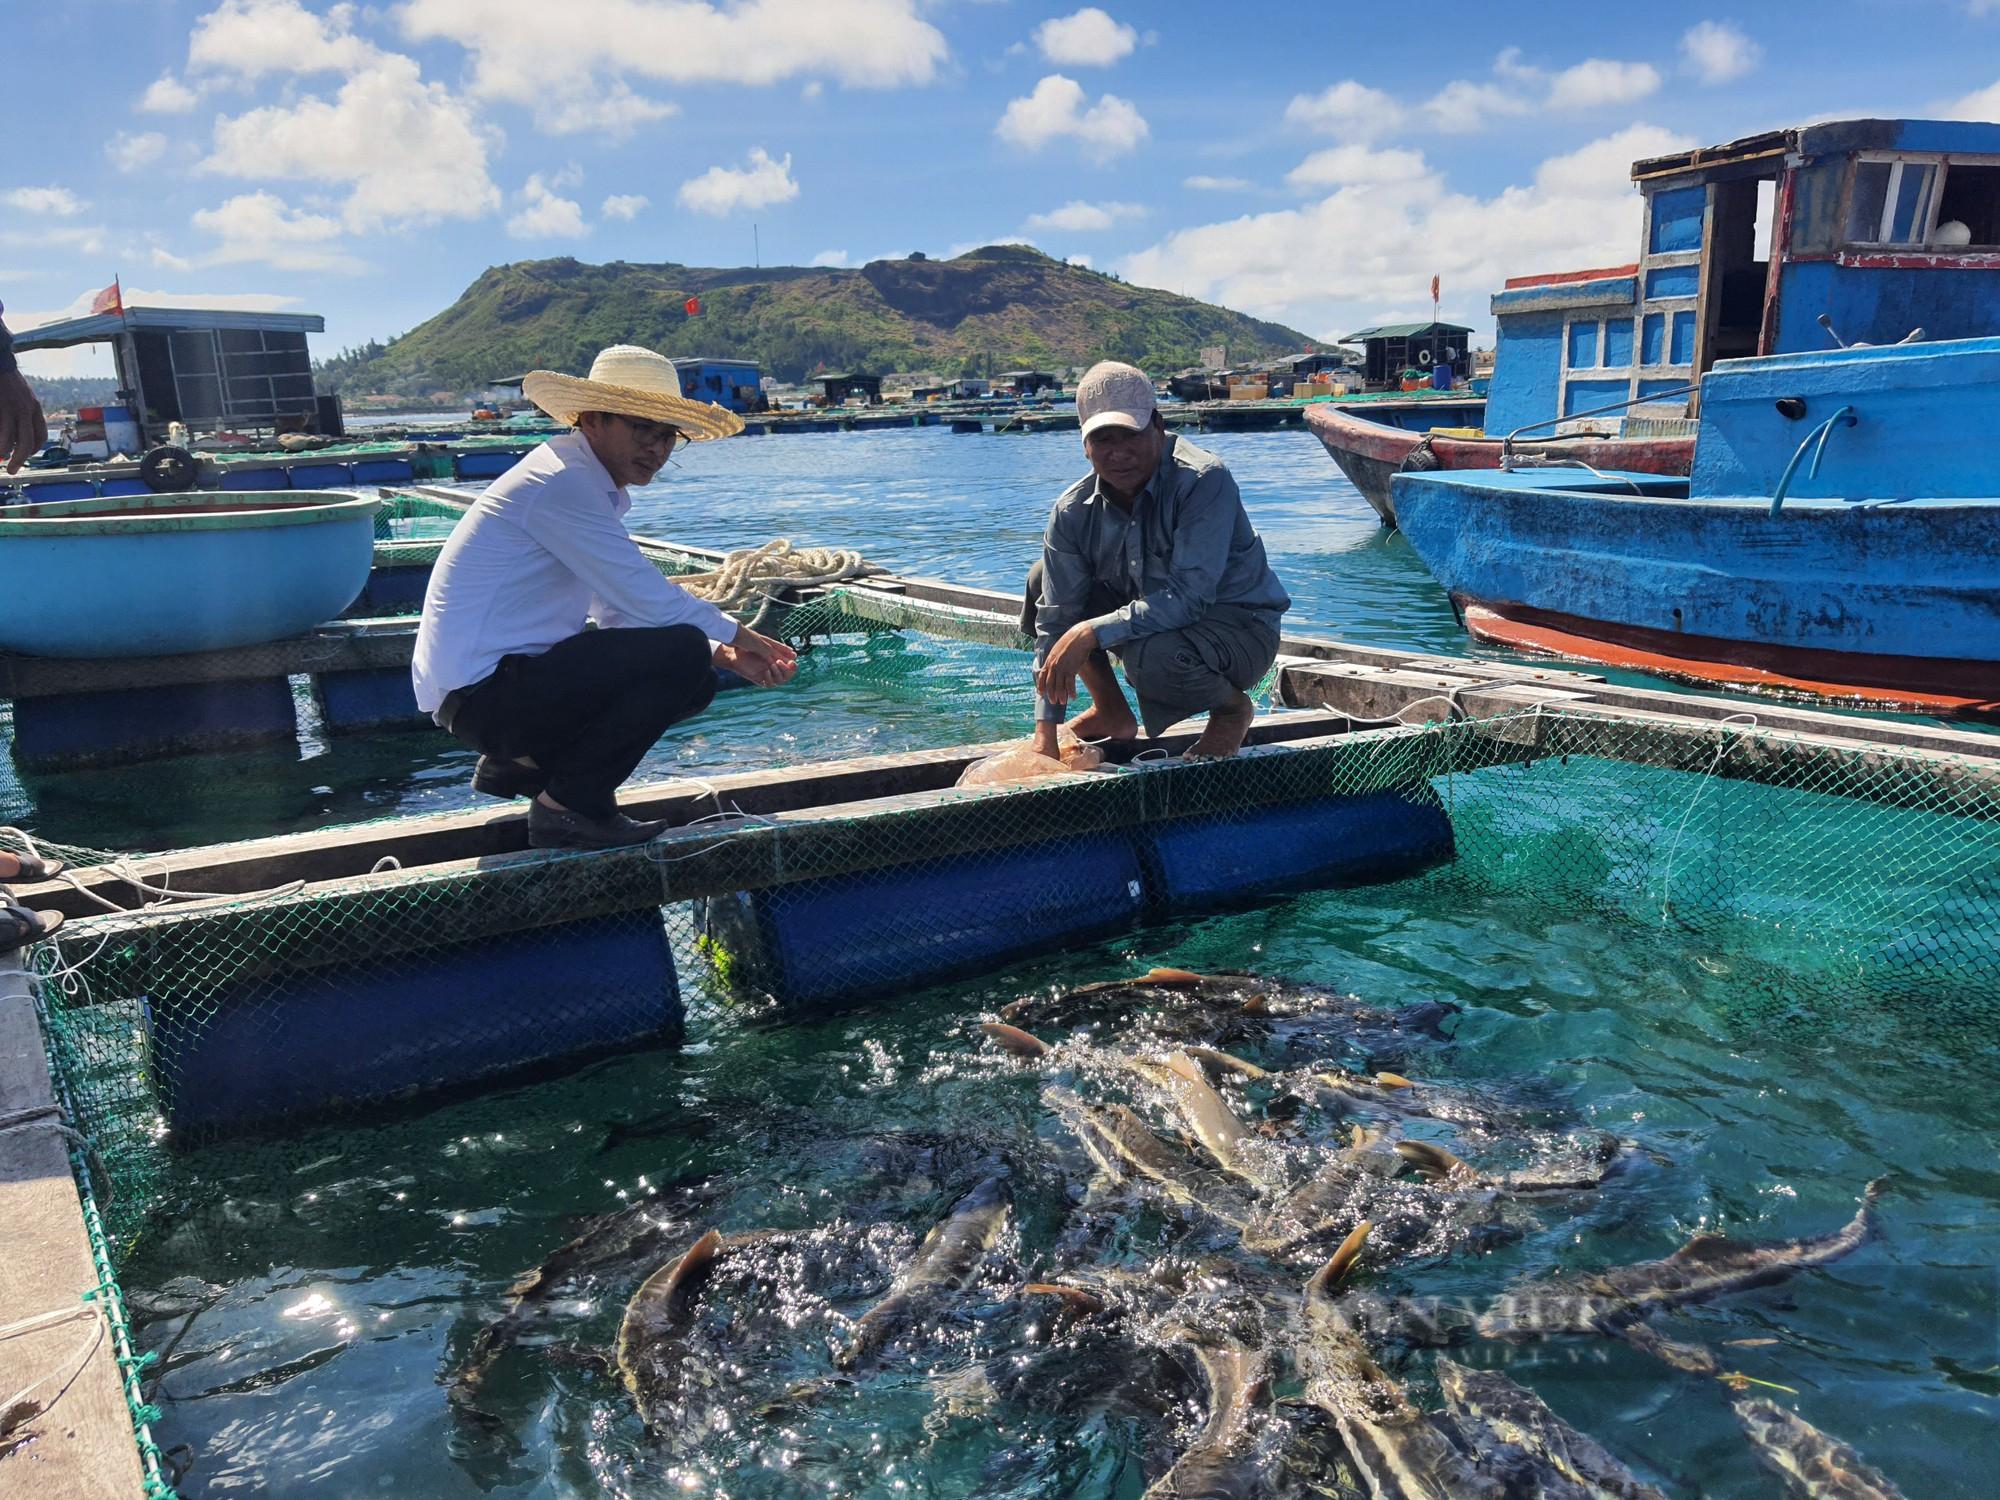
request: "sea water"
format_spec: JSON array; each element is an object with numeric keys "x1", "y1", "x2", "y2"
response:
[{"x1": 21, "y1": 430, "x2": 2000, "y2": 1496}]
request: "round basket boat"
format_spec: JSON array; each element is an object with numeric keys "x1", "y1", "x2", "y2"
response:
[{"x1": 0, "y1": 490, "x2": 383, "y2": 658}]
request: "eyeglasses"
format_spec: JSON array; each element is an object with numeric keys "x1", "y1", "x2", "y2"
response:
[{"x1": 615, "y1": 413, "x2": 683, "y2": 450}]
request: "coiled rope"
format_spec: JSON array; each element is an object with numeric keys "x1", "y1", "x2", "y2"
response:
[{"x1": 673, "y1": 540, "x2": 868, "y2": 615}]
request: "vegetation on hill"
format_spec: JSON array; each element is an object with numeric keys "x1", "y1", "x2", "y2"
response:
[
  {"x1": 316, "y1": 245, "x2": 1316, "y2": 396},
  {"x1": 22, "y1": 375, "x2": 118, "y2": 413}
]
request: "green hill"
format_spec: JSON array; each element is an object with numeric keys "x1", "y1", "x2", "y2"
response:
[{"x1": 316, "y1": 245, "x2": 1316, "y2": 395}]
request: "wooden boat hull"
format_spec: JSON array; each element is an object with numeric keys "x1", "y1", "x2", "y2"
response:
[
  {"x1": 1305, "y1": 401, "x2": 1693, "y2": 526},
  {"x1": 0, "y1": 491, "x2": 381, "y2": 658},
  {"x1": 1391, "y1": 470, "x2": 2000, "y2": 717}
]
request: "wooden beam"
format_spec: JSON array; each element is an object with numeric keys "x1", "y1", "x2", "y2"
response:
[
  {"x1": 0, "y1": 956, "x2": 148, "y2": 1499},
  {"x1": 14, "y1": 710, "x2": 1363, "y2": 920}
]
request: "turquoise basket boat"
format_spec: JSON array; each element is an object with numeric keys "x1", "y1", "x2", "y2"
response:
[{"x1": 0, "y1": 490, "x2": 382, "y2": 658}]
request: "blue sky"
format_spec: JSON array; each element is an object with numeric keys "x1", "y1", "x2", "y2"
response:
[{"x1": 8, "y1": 0, "x2": 2000, "y2": 377}]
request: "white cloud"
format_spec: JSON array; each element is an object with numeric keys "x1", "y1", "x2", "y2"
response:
[
  {"x1": 201, "y1": 53, "x2": 500, "y2": 231},
  {"x1": 1680, "y1": 21, "x2": 1762, "y2": 84},
  {"x1": 1024, "y1": 199, "x2": 1146, "y2": 232},
  {"x1": 107, "y1": 132, "x2": 170, "y2": 173},
  {"x1": 188, "y1": 0, "x2": 381, "y2": 78},
  {"x1": 508, "y1": 174, "x2": 589, "y2": 238},
  {"x1": 1282, "y1": 80, "x2": 1403, "y2": 142},
  {"x1": 1948, "y1": 77, "x2": 2000, "y2": 118},
  {"x1": 536, "y1": 85, "x2": 677, "y2": 138},
  {"x1": 1492, "y1": 46, "x2": 1543, "y2": 85},
  {"x1": 1184, "y1": 174, "x2": 1252, "y2": 191},
  {"x1": 995, "y1": 75, "x2": 1148, "y2": 161},
  {"x1": 1286, "y1": 144, "x2": 1427, "y2": 190},
  {"x1": 1419, "y1": 79, "x2": 1533, "y2": 133},
  {"x1": 1033, "y1": 8, "x2": 1137, "y2": 66},
  {"x1": 601, "y1": 193, "x2": 648, "y2": 221},
  {"x1": 139, "y1": 73, "x2": 200, "y2": 113},
  {"x1": 191, "y1": 191, "x2": 368, "y2": 272},
  {"x1": 678, "y1": 148, "x2": 799, "y2": 216},
  {"x1": 810, "y1": 249, "x2": 851, "y2": 267},
  {"x1": 1118, "y1": 123, "x2": 1692, "y2": 342},
  {"x1": 396, "y1": 0, "x2": 950, "y2": 125},
  {"x1": 1547, "y1": 58, "x2": 1661, "y2": 109},
  {"x1": 4, "y1": 187, "x2": 86, "y2": 217},
  {"x1": 1066, "y1": 253, "x2": 1094, "y2": 268}
]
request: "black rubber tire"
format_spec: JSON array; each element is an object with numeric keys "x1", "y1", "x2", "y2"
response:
[{"x1": 140, "y1": 445, "x2": 199, "y2": 493}]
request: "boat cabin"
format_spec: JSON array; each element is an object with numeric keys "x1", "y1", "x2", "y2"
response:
[
  {"x1": 1484, "y1": 118, "x2": 2000, "y2": 436},
  {"x1": 12, "y1": 305, "x2": 334, "y2": 447},
  {"x1": 994, "y1": 369, "x2": 1061, "y2": 397},
  {"x1": 672, "y1": 357, "x2": 764, "y2": 414},
  {"x1": 1342, "y1": 322, "x2": 1474, "y2": 392}
]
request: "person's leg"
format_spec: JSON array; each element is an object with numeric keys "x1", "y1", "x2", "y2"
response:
[
  {"x1": 450, "y1": 626, "x2": 718, "y2": 819},
  {"x1": 1023, "y1": 562, "x2": 1139, "y2": 740},
  {"x1": 1119, "y1": 612, "x2": 1278, "y2": 757}
]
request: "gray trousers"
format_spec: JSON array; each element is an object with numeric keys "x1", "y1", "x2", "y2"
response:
[{"x1": 1022, "y1": 563, "x2": 1280, "y2": 736}]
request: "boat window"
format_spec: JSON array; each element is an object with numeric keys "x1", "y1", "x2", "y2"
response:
[
  {"x1": 1845, "y1": 156, "x2": 1939, "y2": 245},
  {"x1": 1935, "y1": 162, "x2": 2000, "y2": 246}
]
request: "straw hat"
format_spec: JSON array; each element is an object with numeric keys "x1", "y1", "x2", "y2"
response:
[{"x1": 520, "y1": 344, "x2": 745, "y2": 442}]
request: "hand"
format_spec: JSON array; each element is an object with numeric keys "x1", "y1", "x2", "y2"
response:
[
  {"x1": 1033, "y1": 621, "x2": 1098, "y2": 706},
  {"x1": 715, "y1": 627, "x2": 798, "y2": 687},
  {"x1": 0, "y1": 366, "x2": 49, "y2": 475}
]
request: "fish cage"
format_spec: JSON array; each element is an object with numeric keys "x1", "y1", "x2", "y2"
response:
[{"x1": 6, "y1": 586, "x2": 2000, "y2": 1496}]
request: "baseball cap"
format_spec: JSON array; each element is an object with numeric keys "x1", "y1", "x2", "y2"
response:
[{"x1": 1075, "y1": 361, "x2": 1156, "y2": 438}]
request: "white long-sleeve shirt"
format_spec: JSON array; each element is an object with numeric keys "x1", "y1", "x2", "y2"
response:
[{"x1": 411, "y1": 431, "x2": 739, "y2": 714}]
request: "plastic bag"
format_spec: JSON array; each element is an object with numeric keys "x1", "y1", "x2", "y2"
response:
[{"x1": 956, "y1": 729, "x2": 1105, "y2": 787}]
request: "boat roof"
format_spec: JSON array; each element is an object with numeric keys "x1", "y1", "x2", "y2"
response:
[
  {"x1": 672, "y1": 356, "x2": 759, "y2": 370},
  {"x1": 1631, "y1": 118, "x2": 2000, "y2": 181},
  {"x1": 1344, "y1": 321, "x2": 1474, "y2": 340},
  {"x1": 11, "y1": 306, "x2": 326, "y2": 351}
]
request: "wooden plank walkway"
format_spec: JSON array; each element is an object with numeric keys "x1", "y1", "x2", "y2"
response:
[{"x1": 0, "y1": 954, "x2": 146, "y2": 1499}]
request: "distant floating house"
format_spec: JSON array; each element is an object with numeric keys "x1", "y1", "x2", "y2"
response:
[
  {"x1": 12, "y1": 304, "x2": 334, "y2": 444},
  {"x1": 1342, "y1": 322, "x2": 1474, "y2": 391},
  {"x1": 994, "y1": 369, "x2": 1061, "y2": 397},
  {"x1": 810, "y1": 371, "x2": 882, "y2": 406},
  {"x1": 672, "y1": 357, "x2": 764, "y2": 414}
]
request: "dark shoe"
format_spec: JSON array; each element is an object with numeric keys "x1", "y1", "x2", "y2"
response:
[
  {"x1": 527, "y1": 802, "x2": 669, "y2": 851},
  {"x1": 0, "y1": 849, "x2": 64, "y2": 882},
  {"x1": 0, "y1": 896, "x2": 64, "y2": 955},
  {"x1": 472, "y1": 755, "x2": 548, "y2": 800}
]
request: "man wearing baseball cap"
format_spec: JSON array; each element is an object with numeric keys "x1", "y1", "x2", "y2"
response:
[{"x1": 1023, "y1": 360, "x2": 1289, "y2": 759}]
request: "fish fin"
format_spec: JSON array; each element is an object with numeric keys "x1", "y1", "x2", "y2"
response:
[
  {"x1": 1374, "y1": 1071, "x2": 1415, "y2": 1090},
  {"x1": 1393, "y1": 1141, "x2": 1469, "y2": 1182},
  {"x1": 1021, "y1": 1282, "x2": 1105, "y2": 1316},
  {"x1": 1144, "y1": 967, "x2": 1210, "y2": 986},
  {"x1": 1666, "y1": 1232, "x2": 1735, "y2": 1264},
  {"x1": 1307, "y1": 1221, "x2": 1373, "y2": 1301},
  {"x1": 1239, "y1": 994, "x2": 1270, "y2": 1015}
]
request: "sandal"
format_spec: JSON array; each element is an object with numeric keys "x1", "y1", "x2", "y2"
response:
[
  {"x1": 0, "y1": 849, "x2": 65, "y2": 883},
  {"x1": 0, "y1": 898, "x2": 64, "y2": 955}
]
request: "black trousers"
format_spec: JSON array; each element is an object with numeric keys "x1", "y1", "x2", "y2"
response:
[{"x1": 444, "y1": 625, "x2": 718, "y2": 819}]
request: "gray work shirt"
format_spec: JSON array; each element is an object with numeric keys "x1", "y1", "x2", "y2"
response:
[{"x1": 1033, "y1": 434, "x2": 1289, "y2": 721}]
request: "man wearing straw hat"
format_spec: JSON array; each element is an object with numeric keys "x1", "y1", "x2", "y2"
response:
[
  {"x1": 414, "y1": 344, "x2": 797, "y2": 850},
  {"x1": 1023, "y1": 360, "x2": 1289, "y2": 760}
]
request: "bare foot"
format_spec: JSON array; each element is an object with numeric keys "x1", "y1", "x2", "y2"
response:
[
  {"x1": 1070, "y1": 703, "x2": 1139, "y2": 741},
  {"x1": 1187, "y1": 694, "x2": 1255, "y2": 759}
]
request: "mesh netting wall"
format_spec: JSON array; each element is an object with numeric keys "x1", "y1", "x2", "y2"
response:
[{"x1": 18, "y1": 706, "x2": 2000, "y2": 1265}]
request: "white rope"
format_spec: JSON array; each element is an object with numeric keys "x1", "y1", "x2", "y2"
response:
[
  {"x1": 0, "y1": 830, "x2": 310, "y2": 917},
  {"x1": 0, "y1": 1302, "x2": 107, "y2": 1441},
  {"x1": 671, "y1": 539, "x2": 867, "y2": 614}
]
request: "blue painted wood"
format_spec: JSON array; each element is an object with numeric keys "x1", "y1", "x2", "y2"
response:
[
  {"x1": 344, "y1": 563, "x2": 431, "y2": 617},
  {"x1": 21, "y1": 480, "x2": 97, "y2": 502},
  {"x1": 219, "y1": 467, "x2": 292, "y2": 491},
  {"x1": 146, "y1": 911, "x2": 682, "y2": 1137},
  {"x1": 10, "y1": 679, "x2": 298, "y2": 768},
  {"x1": 286, "y1": 462, "x2": 354, "y2": 488},
  {"x1": 98, "y1": 478, "x2": 151, "y2": 497},
  {"x1": 312, "y1": 665, "x2": 426, "y2": 732},
  {"x1": 351, "y1": 457, "x2": 416, "y2": 485}
]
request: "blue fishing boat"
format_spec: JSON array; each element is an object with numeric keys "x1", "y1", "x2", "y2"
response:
[
  {"x1": 0, "y1": 490, "x2": 380, "y2": 658},
  {"x1": 1314, "y1": 116, "x2": 2000, "y2": 523},
  {"x1": 1391, "y1": 336, "x2": 2000, "y2": 716}
]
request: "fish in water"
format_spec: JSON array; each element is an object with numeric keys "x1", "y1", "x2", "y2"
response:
[
  {"x1": 1142, "y1": 1343, "x2": 1276, "y2": 1499},
  {"x1": 1296, "y1": 1262, "x2": 1509, "y2": 1500},
  {"x1": 1045, "y1": 1086, "x2": 1252, "y2": 1229},
  {"x1": 1157, "y1": 1051, "x2": 1285, "y2": 1191},
  {"x1": 1434, "y1": 1357, "x2": 1667, "y2": 1500},
  {"x1": 1733, "y1": 1398, "x2": 1908, "y2": 1500},
  {"x1": 836, "y1": 1174, "x2": 1012, "y2": 1370},
  {"x1": 1476, "y1": 1180, "x2": 1884, "y2": 1342},
  {"x1": 981, "y1": 1021, "x2": 1054, "y2": 1058}
]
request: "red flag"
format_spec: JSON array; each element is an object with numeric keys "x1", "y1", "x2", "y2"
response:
[
  {"x1": 1429, "y1": 275, "x2": 1440, "y2": 305},
  {"x1": 684, "y1": 295, "x2": 701, "y2": 316},
  {"x1": 89, "y1": 278, "x2": 123, "y2": 316}
]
